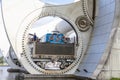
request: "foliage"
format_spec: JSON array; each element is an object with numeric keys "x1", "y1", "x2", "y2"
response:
[
  {"x1": 0, "y1": 56, "x2": 8, "y2": 65},
  {"x1": 0, "y1": 56, "x2": 4, "y2": 64},
  {"x1": 110, "y1": 78, "x2": 120, "y2": 80}
]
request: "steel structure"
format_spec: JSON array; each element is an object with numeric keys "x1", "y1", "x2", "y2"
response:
[{"x1": 1, "y1": 0, "x2": 120, "y2": 79}]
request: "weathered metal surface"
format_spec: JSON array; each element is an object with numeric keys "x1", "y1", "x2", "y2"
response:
[{"x1": 33, "y1": 42, "x2": 74, "y2": 57}]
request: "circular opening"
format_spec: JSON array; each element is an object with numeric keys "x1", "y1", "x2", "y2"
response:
[
  {"x1": 40, "y1": 0, "x2": 79, "y2": 5},
  {"x1": 26, "y1": 16, "x2": 78, "y2": 71}
]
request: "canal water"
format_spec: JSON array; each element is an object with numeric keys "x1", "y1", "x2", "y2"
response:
[{"x1": 0, "y1": 66, "x2": 18, "y2": 80}]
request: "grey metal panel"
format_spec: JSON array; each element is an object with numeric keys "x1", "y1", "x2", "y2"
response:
[
  {"x1": 99, "y1": 0, "x2": 106, "y2": 8},
  {"x1": 80, "y1": 63, "x2": 98, "y2": 73},
  {"x1": 87, "y1": 44, "x2": 106, "y2": 54},
  {"x1": 99, "y1": 3, "x2": 115, "y2": 17},
  {"x1": 99, "y1": 0, "x2": 114, "y2": 8},
  {"x1": 77, "y1": 0, "x2": 115, "y2": 78},
  {"x1": 95, "y1": 13, "x2": 114, "y2": 27},
  {"x1": 82, "y1": 53, "x2": 103, "y2": 63},
  {"x1": 77, "y1": 63, "x2": 98, "y2": 77},
  {"x1": 90, "y1": 33, "x2": 110, "y2": 45},
  {"x1": 93, "y1": 23, "x2": 112, "y2": 36}
]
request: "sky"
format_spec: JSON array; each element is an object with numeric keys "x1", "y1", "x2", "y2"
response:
[
  {"x1": 0, "y1": 1, "x2": 10, "y2": 57},
  {"x1": 30, "y1": 16, "x2": 62, "y2": 38},
  {"x1": 41, "y1": 0, "x2": 75, "y2": 5}
]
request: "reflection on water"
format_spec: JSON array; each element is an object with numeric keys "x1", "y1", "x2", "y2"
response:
[
  {"x1": 0, "y1": 66, "x2": 9, "y2": 80},
  {"x1": 0, "y1": 66, "x2": 18, "y2": 80}
]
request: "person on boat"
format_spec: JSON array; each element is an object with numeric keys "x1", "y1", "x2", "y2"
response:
[{"x1": 33, "y1": 33, "x2": 37, "y2": 41}]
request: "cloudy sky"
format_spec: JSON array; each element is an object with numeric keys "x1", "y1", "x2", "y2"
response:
[
  {"x1": 0, "y1": 0, "x2": 10, "y2": 56},
  {"x1": 41, "y1": 0, "x2": 75, "y2": 5}
]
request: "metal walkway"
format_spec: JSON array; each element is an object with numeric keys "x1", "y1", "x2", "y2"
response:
[{"x1": 16, "y1": 74, "x2": 93, "y2": 80}]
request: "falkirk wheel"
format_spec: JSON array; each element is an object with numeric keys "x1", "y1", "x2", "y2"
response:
[{"x1": 1, "y1": 0, "x2": 120, "y2": 79}]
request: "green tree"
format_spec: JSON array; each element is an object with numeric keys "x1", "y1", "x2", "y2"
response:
[
  {"x1": 111, "y1": 78, "x2": 120, "y2": 80},
  {"x1": 0, "y1": 56, "x2": 4, "y2": 65}
]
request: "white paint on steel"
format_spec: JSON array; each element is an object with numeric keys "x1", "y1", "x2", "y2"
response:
[{"x1": 1, "y1": 0, "x2": 92, "y2": 76}]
